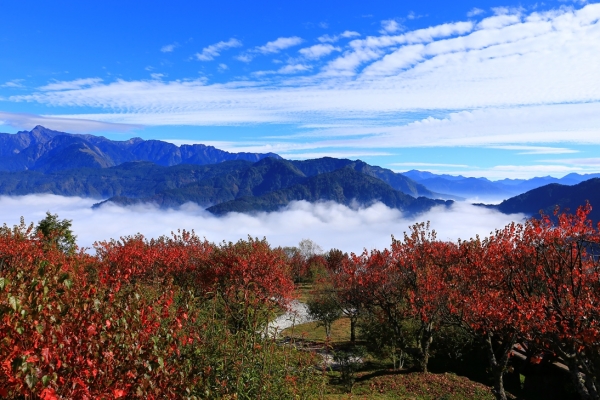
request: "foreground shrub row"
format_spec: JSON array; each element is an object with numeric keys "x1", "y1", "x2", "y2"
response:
[{"x1": 0, "y1": 224, "x2": 323, "y2": 399}]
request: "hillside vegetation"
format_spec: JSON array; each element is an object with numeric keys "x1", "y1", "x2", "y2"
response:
[{"x1": 2, "y1": 205, "x2": 600, "y2": 399}]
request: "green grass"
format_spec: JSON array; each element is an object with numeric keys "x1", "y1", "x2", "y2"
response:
[
  {"x1": 294, "y1": 283, "x2": 314, "y2": 303},
  {"x1": 283, "y1": 317, "x2": 352, "y2": 344}
]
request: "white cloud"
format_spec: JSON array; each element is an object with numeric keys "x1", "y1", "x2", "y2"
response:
[
  {"x1": 467, "y1": 8, "x2": 485, "y2": 17},
  {"x1": 237, "y1": 37, "x2": 304, "y2": 62},
  {"x1": 318, "y1": 31, "x2": 361, "y2": 43},
  {"x1": 489, "y1": 145, "x2": 579, "y2": 154},
  {"x1": 281, "y1": 151, "x2": 393, "y2": 159},
  {"x1": 150, "y1": 73, "x2": 166, "y2": 80},
  {"x1": 540, "y1": 158, "x2": 600, "y2": 166},
  {"x1": 1, "y1": 79, "x2": 24, "y2": 88},
  {"x1": 0, "y1": 195, "x2": 526, "y2": 254},
  {"x1": 196, "y1": 38, "x2": 242, "y2": 61},
  {"x1": 256, "y1": 36, "x2": 304, "y2": 54},
  {"x1": 39, "y1": 78, "x2": 103, "y2": 91},
  {"x1": 0, "y1": 111, "x2": 141, "y2": 133},
  {"x1": 307, "y1": 103, "x2": 600, "y2": 151},
  {"x1": 277, "y1": 64, "x2": 312, "y2": 74},
  {"x1": 235, "y1": 53, "x2": 253, "y2": 63},
  {"x1": 323, "y1": 21, "x2": 474, "y2": 74},
  {"x1": 391, "y1": 162, "x2": 470, "y2": 168},
  {"x1": 218, "y1": 63, "x2": 228, "y2": 72},
  {"x1": 254, "y1": 64, "x2": 313, "y2": 76},
  {"x1": 380, "y1": 19, "x2": 403, "y2": 34},
  {"x1": 298, "y1": 44, "x2": 340, "y2": 59},
  {"x1": 477, "y1": 13, "x2": 522, "y2": 30},
  {"x1": 341, "y1": 30, "x2": 361, "y2": 39},
  {"x1": 160, "y1": 42, "x2": 179, "y2": 53}
]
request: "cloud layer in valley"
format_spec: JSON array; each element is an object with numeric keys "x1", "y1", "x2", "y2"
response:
[{"x1": 0, "y1": 195, "x2": 526, "y2": 254}]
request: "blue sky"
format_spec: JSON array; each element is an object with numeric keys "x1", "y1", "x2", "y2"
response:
[{"x1": 1, "y1": 0, "x2": 600, "y2": 180}]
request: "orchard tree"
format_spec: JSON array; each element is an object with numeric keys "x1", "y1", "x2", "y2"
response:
[
  {"x1": 329, "y1": 251, "x2": 364, "y2": 343},
  {"x1": 391, "y1": 222, "x2": 458, "y2": 373},
  {"x1": 505, "y1": 205, "x2": 600, "y2": 400},
  {"x1": 358, "y1": 248, "x2": 411, "y2": 369},
  {"x1": 207, "y1": 237, "x2": 295, "y2": 332},
  {"x1": 307, "y1": 282, "x2": 342, "y2": 339}
]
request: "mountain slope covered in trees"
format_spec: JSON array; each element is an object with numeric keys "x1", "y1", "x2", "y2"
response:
[
  {"x1": 94, "y1": 158, "x2": 452, "y2": 215},
  {"x1": 490, "y1": 178, "x2": 600, "y2": 221}
]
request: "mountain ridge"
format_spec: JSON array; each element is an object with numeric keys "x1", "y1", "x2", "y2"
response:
[
  {"x1": 402, "y1": 169, "x2": 600, "y2": 200},
  {"x1": 0, "y1": 125, "x2": 281, "y2": 172},
  {"x1": 487, "y1": 178, "x2": 600, "y2": 222}
]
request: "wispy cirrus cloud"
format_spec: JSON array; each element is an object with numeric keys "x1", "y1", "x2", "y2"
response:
[
  {"x1": 489, "y1": 145, "x2": 579, "y2": 155},
  {"x1": 237, "y1": 36, "x2": 304, "y2": 62},
  {"x1": 160, "y1": 42, "x2": 179, "y2": 53},
  {"x1": 195, "y1": 38, "x2": 242, "y2": 61},
  {"x1": 1, "y1": 79, "x2": 25, "y2": 88},
  {"x1": 38, "y1": 78, "x2": 103, "y2": 91},
  {"x1": 298, "y1": 44, "x2": 340, "y2": 59},
  {"x1": 541, "y1": 158, "x2": 600, "y2": 166},
  {"x1": 256, "y1": 36, "x2": 303, "y2": 54},
  {"x1": 254, "y1": 64, "x2": 313, "y2": 76},
  {"x1": 0, "y1": 111, "x2": 140, "y2": 133},
  {"x1": 391, "y1": 162, "x2": 470, "y2": 168},
  {"x1": 318, "y1": 31, "x2": 361, "y2": 43},
  {"x1": 467, "y1": 7, "x2": 485, "y2": 17}
]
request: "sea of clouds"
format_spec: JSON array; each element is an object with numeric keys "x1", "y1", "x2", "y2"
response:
[{"x1": 0, "y1": 195, "x2": 526, "y2": 254}]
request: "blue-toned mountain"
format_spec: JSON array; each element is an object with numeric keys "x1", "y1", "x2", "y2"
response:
[
  {"x1": 489, "y1": 178, "x2": 600, "y2": 222},
  {"x1": 403, "y1": 169, "x2": 600, "y2": 201},
  {"x1": 0, "y1": 125, "x2": 281, "y2": 172}
]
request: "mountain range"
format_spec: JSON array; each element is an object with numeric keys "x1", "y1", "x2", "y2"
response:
[
  {"x1": 402, "y1": 170, "x2": 600, "y2": 200},
  {"x1": 0, "y1": 126, "x2": 598, "y2": 219},
  {"x1": 0, "y1": 126, "x2": 453, "y2": 216},
  {"x1": 0, "y1": 125, "x2": 281, "y2": 172}
]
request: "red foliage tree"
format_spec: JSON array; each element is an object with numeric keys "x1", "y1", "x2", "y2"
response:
[
  {"x1": 391, "y1": 222, "x2": 458, "y2": 372},
  {"x1": 325, "y1": 250, "x2": 365, "y2": 343},
  {"x1": 206, "y1": 237, "x2": 295, "y2": 332},
  {"x1": 503, "y1": 204, "x2": 600, "y2": 400}
]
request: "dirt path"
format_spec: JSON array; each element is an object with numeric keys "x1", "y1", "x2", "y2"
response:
[{"x1": 267, "y1": 300, "x2": 314, "y2": 337}]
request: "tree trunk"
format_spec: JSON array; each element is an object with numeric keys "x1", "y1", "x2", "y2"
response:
[
  {"x1": 350, "y1": 317, "x2": 356, "y2": 343},
  {"x1": 551, "y1": 343, "x2": 600, "y2": 400},
  {"x1": 417, "y1": 322, "x2": 433, "y2": 373},
  {"x1": 325, "y1": 322, "x2": 331, "y2": 339},
  {"x1": 492, "y1": 368, "x2": 508, "y2": 400},
  {"x1": 563, "y1": 352, "x2": 595, "y2": 400},
  {"x1": 483, "y1": 332, "x2": 516, "y2": 400}
]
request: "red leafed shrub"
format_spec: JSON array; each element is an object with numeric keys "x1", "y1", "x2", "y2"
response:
[
  {"x1": 1, "y1": 225, "x2": 316, "y2": 399},
  {"x1": 207, "y1": 237, "x2": 295, "y2": 332},
  {"x1": 0, "y1": 224, "x2": 188, "y2": 398}
]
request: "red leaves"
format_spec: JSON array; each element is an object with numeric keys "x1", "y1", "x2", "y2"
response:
[
  {"x1": 40, "y1": 388, "x2": 58, "y2": 400},
  {"x1": 1, "y1": 228, "x2": 300, "y2": 398}
]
